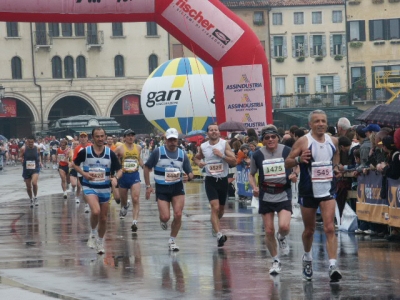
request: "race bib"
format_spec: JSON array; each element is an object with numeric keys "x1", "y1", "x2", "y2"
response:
[
  {"x1": 123, "y1": 159, "x2": 138, "y2": 172},
  {"x1": 207, "y1": 159, "x2": 224, "y2": 176},
  {"x1": 263, "y1": 158, "x2": 285, "y2": 180},
  {"x1": 311, "y1": 161, "x2": 333, "y2": 182},
  {"x1": 26, "y1": 160, "x2": 36, "y2": 170},
  {"x1": 88, "y1": 168, "x2": 106, "y2": 182},
  {"x1": 165, "y1": 167, "x2": 181, "y2": 182},
  {"x1": 57, "y1": 154, "x2": 66, "y2": 163}
]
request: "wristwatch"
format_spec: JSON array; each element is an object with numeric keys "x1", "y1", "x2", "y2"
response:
[{"x1": 146, "y1": 185, "x2": 151, "y2": 188}]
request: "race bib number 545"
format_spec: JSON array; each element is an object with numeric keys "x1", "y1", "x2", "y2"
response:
[{"x1": 311, "y1": 161, "x2": 333, "y2": 182}]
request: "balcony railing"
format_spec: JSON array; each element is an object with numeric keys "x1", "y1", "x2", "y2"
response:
[
  {"x1": 86, "y1": 31, "x2": 104, "y2": 49},
  {"x1": 34, "y1": 31, "x2": 52, "y2": 49},
  {"x1": 272, "y1": 89, "x2": 389, "y2": 109}
]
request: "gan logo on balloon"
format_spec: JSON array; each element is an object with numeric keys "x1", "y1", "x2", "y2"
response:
[{"x1": 141, "y1": 57, "x2": 215, "y2": 134}]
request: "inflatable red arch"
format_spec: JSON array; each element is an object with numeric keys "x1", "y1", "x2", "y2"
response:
[{"x1": 0, "y1": 0, "x2": 272, "y2": 130}]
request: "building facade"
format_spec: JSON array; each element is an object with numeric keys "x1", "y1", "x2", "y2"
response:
[
  {"x1": 346, "y1": 0, "x2": 400, "y2": 108},
  {"x1": 0, "y1": 21, "x2": 169, "y2": 137}
]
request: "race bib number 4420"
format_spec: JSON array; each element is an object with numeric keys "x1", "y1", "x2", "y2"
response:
[
  {"x1": 88, "y1": 168, "x2": 106, "y2": 182},
  {"x1": 311, "y1": 161, "x2": 333, "y2": 182}
]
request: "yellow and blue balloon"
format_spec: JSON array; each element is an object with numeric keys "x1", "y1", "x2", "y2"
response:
[{"x1": 141, "y1": 57, "x2": 215, "y2": 134}]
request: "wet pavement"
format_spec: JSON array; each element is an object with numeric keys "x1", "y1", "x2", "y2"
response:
[{"x1": 1, "y1": 165, "x2": 400, "y2": 299}]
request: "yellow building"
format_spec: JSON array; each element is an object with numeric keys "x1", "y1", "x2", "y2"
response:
[{"x1": 346, "y1": 0, "x2": 400, "y2": 107}]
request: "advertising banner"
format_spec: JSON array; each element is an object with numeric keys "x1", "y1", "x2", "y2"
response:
[
  {"x1": 222, "y1": 65, "x2": 266, "y2": 133},
  {"x1": 162, "y1": 0, "x2": 244, "y2": 61},
  {"x1": 0, "y1": 0, "x2": 155, "y2": 14},
  {"x1": 187, "y1": 153, "x2": 202, "y2": 177},
  {"x1": 122, "y1": 95, "x2": 140, "y2": 115},
  {"x1": 236, "y1": 164, "x2": 253, "y2": 198},
  {"x1": 0, "y1": 98, "x2": 17, "y2": 117},
  {"x1": 356, "y1": 173, "x2": 400, "y2": 227}
]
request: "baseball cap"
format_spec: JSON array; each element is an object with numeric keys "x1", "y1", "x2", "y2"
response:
[
  {"x1": 165, "y1": 128, "x2": 179, "y2": 139},
  {"x1": 382, "y1": 136, "x2": 396, "y2": 150},
  {"x1": 355, "y1": 125, "x2": 366, "y2": 139},
  {"x1": 362, "y1": 124, "x2": 381, "y2": 133},
  {"x1": 123, "y1": 129, "x2": 135, "y2": 136},
  {"x1": 79, "y1": 132, "x2": 88, "y2": 136}
]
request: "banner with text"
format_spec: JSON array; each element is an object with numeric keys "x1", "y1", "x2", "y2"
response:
[
  {"x1": 122, "y1": 95, "x2": 140, "y2": 115},
  {"x1": 356, "y1": 172, "x2": 400, "y2": 227},
  {"x1": 236, "y1": 164, "x2": 253, "y2": 198},
  {"x1": 222, "y1": 65, "x2": 266, "y2": 133},
  {"x1": 0, "y1": 98, "x2": 17, "y2": 117}
]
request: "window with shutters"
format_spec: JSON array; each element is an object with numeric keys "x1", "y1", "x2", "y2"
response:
[
  {"x1": 333, "y1": 35, "x2": 343, "y2": 55},
  {"x1": 321, "y1": 76, "x2": 334, "y2": 94},
  {"x1": 112, "y1": 23, "x2": 123, "y2": 37},
  {"x1": 253, "y1": 11, "x2": 264, "y2": 25},
  {"x1": 348, "y1": 21, "x2": 366, "y2": 41},
  {"x1": 114, "y1": 55, "x2": 125, "y2": 77},
  {"x1": 312, "y1": 12, "x2": 322, "y2": 24},
  {"x1": 370, "y1": 20, "x2": 385, "y2": 40},
  {"x1": 274, "y1": 36, "x2": 283, "y2": 57},
  {"x1": 75, "y1": 24, "x2": 85, "y2": 37},
  {"x1": 294, "y1": 35, "x2": 305, "y2": 57},
  {"x1": 149, "y1": 54, "x2": 158, "y2": 74},
  {"x1": 49, "y1": 23, "x2": 60, "y2": 37},
  {"x1": 313, "y1": 35, "x2": 323, "y2": 56},
  {"x1": 64, "y1": 56, "x2": 74, "y2": 79},
  {"x1": 275, "y1": 77, "x2": 286, "y2": 95},
  {"x1": 272, "y1": 13, "x2": 282, "y2": 25},
  {"x1": 147, "y1": 22, "x2": 158, "y2": 36},
  {"x1": 294, "y1": 12, "x2": 304, "y2": 25},
  {"x1": 389, "y1": 19, "x2": 400, "y2": 39},
  {"x1": 76, "y1": 56, "x2": 86, "y2": 78},
  {"x1": 62, "y1": 23, "x2": 73, "y2": 37},
  {"x1": 296, "y1": 77, "x2": 306, "y2": 93},
  {"x1": 52, "y1": 56, "x2": 62, "y2": 79},
  {"x1": 351, "y1": 67, "x2": 365, "y2": 88},
  {"x1": 6, "y1": 22, "x2": 19, "y2": 37},
  {"x1": 11, "y1": 57, "x2": 22, "y2": 80},
  {"x1": 332, "y1": 11, "x2": 342, "y2": 23}
]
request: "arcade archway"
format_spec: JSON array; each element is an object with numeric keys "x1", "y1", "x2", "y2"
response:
[
  {"x1": 47, "y1": 96, "x2": 96, "y2": 127},
  {"x1": 110, "y1": 96, "x2": 154, "y2": 134},
  {"x1": 0, "y1": 98, "x2": 34, "y2": 138}
]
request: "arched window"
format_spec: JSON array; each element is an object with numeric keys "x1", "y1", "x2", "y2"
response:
[
  {"x1": 52, "y1": 56, "x2": 62, "y2": 78},
  {"x1": 114, "y1": 55, "x2": 125, "y2": 77},
  {"x1": 76, "y1": 56, "x2": 86, "y2": 78},
  {"x1": 64, "y1": 56, "x2": 74, "y2": 79},
  {"x1": 148, "y1": 54, "x2": 158, "y2": 74},
  {"x1": 11, "y1": 56, "x2": 22, "y2": 79}
]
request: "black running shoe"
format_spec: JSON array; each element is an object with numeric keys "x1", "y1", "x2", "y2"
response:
[
  {"x1": 217, "y1": 235, "x2": 227, "y2": 247},
  {"x1": 131, "y1": 223, "x2": 138, "y2": 232}
]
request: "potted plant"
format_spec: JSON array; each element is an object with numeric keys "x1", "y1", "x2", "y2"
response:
[
  {"x1": 275, "y1": 57, "x2": 285, "y2": 63},
  {"x1": 311, "y1": 97, "x2": 322, "y2": 104},
  {"x1": 315, "y1": 56, "x2": 323, "y2": 61},
  {"x1": 372, "y1": 0, "x2": 384, "y2": 3},
  {"x1": 297, "y1": 56, "x2": 305, "y2": 62},
  {"x1": 334, "y1": 54, "x2": 343, "y2": 60},
  {"x1": 350, "y1": 41, "x2": 363, "y2": 48}
]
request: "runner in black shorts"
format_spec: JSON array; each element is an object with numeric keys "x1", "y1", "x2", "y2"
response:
[
  {"x1": 194, "y1": 124, "x2": 237, "y2": 248},
  {"x1": 144, "y1": 128, "x2": 193, "y2": 252},
  {"x1": 249, "y1": 125, "x2": 296, "y2": 275}
]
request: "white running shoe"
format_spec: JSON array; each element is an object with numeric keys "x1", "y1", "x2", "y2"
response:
[
  {"x1": 160, "y1": 221, "x2": 168, "y2": 230},
  {"x1": 84, "y1": 204, "x2": 90, "y2": 213},
  {"x1": 168, "y1": 241, "x2": 179, "y2": 252},
  {"x1": 33, "y1": 197, "x2": 39, "y2": 206},
  {"x1": 276, "y1": 232, "x2": 290, "y2": 256},
  {"x1": 96, "y1": 239, "x2": 105, "y2": 254},
  {"x1": 269, "y1": 260, "x2": 282, "y2": 275},
  {"x1": 63, "y1": 191, "x2": 68, "y2": 199},
  {"x1": 75, "y1": 197, "x2": 80, "y2": 204},
  {"x1": 87, "y1": 233, "x2": 96, "y2": 248}
]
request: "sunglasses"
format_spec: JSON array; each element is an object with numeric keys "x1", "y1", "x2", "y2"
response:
[{"x1": 264, "y1": 135, "x2": 277, "y2": 140}]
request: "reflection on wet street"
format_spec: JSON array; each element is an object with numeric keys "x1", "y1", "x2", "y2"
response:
[{"x1": 0, "y1": 180, "x2": 400, "y2": 299}]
